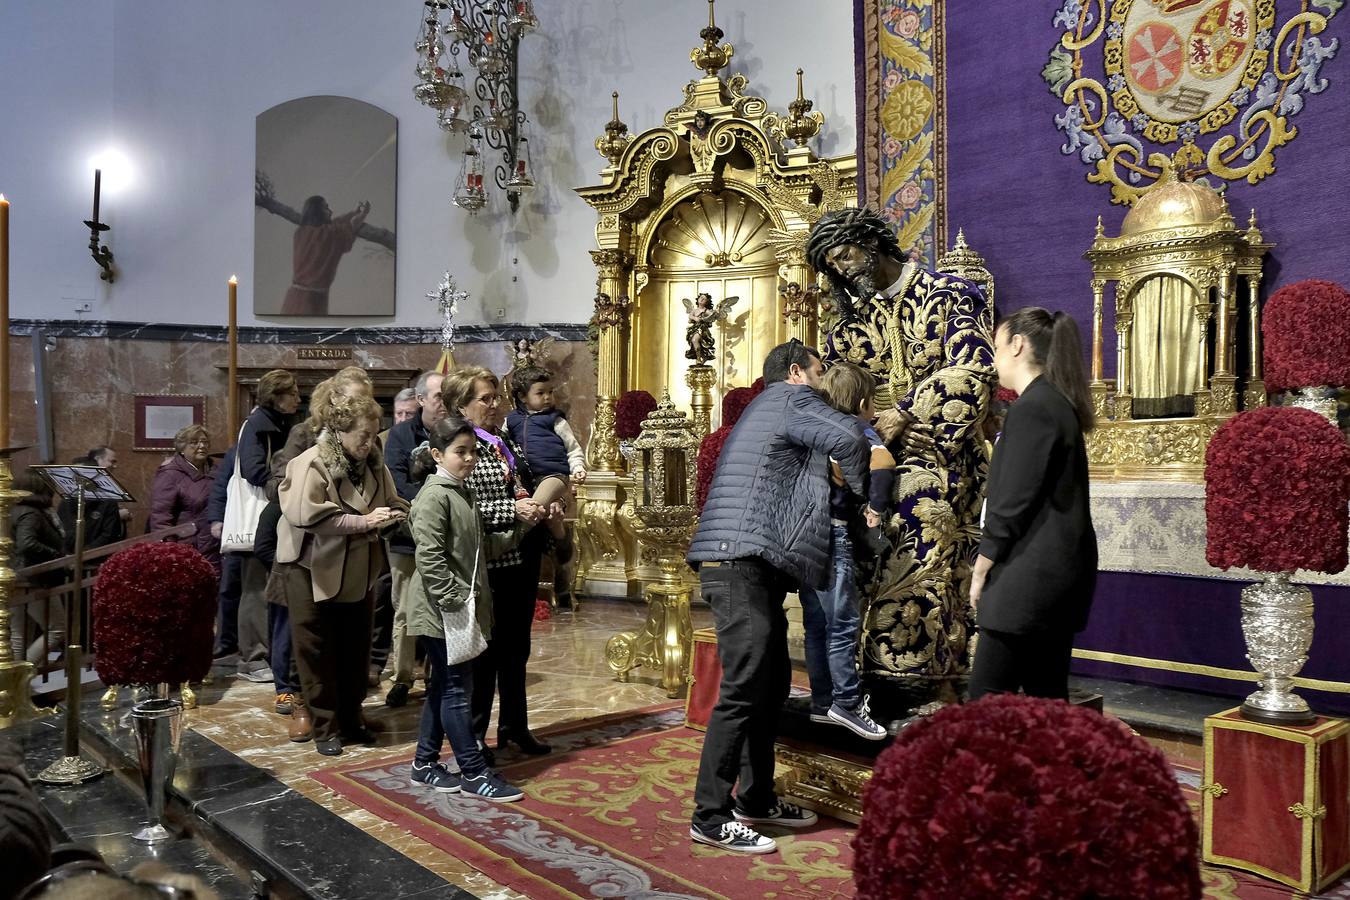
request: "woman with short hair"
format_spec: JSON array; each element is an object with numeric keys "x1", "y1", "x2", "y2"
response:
[
  {"x1": 11, "y1": 469, "x2": 66, "y2": 664},
  {"x1": 148, "y1": 424, "x2": 219, "y2": 571},
  {"x1": 440, "y1": 366, "x2": 549, "y2": 757},
  {"x1": 275, "y1": 393, "x2": 407, "y2": 756}
]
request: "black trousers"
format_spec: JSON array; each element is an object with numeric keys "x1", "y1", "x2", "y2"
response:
[
  {"x1": 967, "y1": 627, "x2": 1075, "y2": 701},
  {"x1": 369, "y1": 571, "x2": 394, "y2": 669},
  {"x1": 471, "y1": 535, "x2": 543, "y2": 738},
  {"x1": 289, "y1": 579, "x2": 374, "y2": 742},
  {"x1": 691, "y1": 558, "x2": 793, "y2": 827}
]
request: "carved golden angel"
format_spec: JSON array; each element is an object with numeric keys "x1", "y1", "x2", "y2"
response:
[{"x1": 682, "y1": 292, "x2": 739, "y2": 364}]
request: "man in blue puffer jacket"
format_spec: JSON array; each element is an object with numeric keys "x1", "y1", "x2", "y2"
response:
[{"x1": 687, "y1": 339, "x2": 869, "y2": 854}]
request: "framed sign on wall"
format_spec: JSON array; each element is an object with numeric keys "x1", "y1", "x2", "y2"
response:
[{"x1": 133, "y1": 394, "x2": 206, "y2": 451}]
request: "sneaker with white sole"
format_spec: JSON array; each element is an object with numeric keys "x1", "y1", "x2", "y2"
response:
[
  {"x1": 410, "y1": 761, "x2": 461, "y2": 793},
  {"x1": 460, "y1": 771, "x2": 525, "y2": 802},
  {"x1": 733, "y1": 798, "x2": 818, "y2": 829},
  {"x1": 809, "y1": 707, "x2": 831, "y2": 724},
  {"x1": 828, "y1": 701, "x2": 887, "y2": 740},
  {"x1": 689, "y1": 821, "x2": 777, "y2": 854}
]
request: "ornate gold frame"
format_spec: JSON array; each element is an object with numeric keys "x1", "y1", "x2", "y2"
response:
[{"x1": 573, "y1": 2, "x2": 857, "y2": 597}]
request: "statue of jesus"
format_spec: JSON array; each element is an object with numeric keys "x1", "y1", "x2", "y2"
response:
[{"x1": 807, "y1": 207, "x2": 995, "y2": 680}]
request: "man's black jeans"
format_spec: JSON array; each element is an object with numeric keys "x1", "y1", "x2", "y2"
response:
[{"x1": 691, "y1": 557, "x2": 794, "y2": 827}]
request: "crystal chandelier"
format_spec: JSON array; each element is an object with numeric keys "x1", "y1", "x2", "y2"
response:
[{"x1": 414, "y1": 0, "x2": 538, "y2": 212}]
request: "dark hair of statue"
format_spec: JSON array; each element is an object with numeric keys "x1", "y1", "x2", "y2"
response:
[
  {"x1": 762, "y1": 338, "x2": 821, "y2": 385},
  {"x1": 999, "y1": 307, "x2": 1096, "y2": 433},
  {"x1": 509, "y1": 366, "x2": 552, "y2": 409},
  {"x1": 299, "y1": 195, "x2": 329, "y2": 226},
  {"x1": 806, "y1": 207, "x2": 908, "y2": 322},
  {"x1": 427, "y1": 416, "x2": 477, "y2": 452}
]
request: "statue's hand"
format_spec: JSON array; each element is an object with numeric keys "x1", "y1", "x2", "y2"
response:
[
  {"x1": 901, "y1": 421, "x2": 936, "y2": 457},
  {"x1": 874, "y1": 408, "x2": 906, "y2": 444},
  {"x1": 876, "y1": 409, "x2": 936, "y2": 457}
]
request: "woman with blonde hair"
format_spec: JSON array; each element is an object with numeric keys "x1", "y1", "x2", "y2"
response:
[
  {"x1": 275, "y1": 392, "x2": 407, "y2": 755},
  {"x1": 148, "y1": 424, "x2": 219, "y2": 570},
  {"x1": 440, "y1": 366, "x2": 550, "y2": 758},
  {"x1": 269, "y1": 366, "x2": 374, "y2": 491}
]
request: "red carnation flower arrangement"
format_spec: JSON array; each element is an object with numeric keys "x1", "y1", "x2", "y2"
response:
[
  {"x1": 614, "y1": 390, "x2": 657, "y2": 440},
  {"x1": 853, "y1": 694, "x2": 1200, "y2": 900},
  {"x1": 1263, "y1": 279, "x2": 1350, "y2": 392},
  {"x1": 93, "y1": 542, "x2": 218, "y2": 686},
  {"x1": 1205, "y1": 406, "x2": 1350, "y2": 573},
  {"x1": 695, "y1": 387, "x2": 758, "y2": 511}
]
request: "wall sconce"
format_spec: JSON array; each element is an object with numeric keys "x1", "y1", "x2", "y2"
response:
[{"x1": 83, "y1": 169, "x2": 115, "y2": 282}]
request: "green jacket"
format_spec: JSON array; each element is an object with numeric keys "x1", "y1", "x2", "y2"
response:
[{"x1": 404, "y1": 472, "x2": 525, "y2": 642}]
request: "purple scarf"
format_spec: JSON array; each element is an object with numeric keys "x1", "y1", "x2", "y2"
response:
[{"x1": 474, "y1": 426, "x2": 517, "y2": 475}]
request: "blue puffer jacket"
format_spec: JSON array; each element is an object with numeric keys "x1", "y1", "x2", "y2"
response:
[
  {"x1": 506, "y1": 408, "x2": 569, "y2": 479},
  {"x1": 688, "y1": 381, "x2": 868, "y2": 590}
]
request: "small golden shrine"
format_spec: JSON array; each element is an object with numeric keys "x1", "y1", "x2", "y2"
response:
[
  {"x1": 1084, "y1": 155, "x2": 1271, "y2": 481},
  {"x1": 574, "y1": 0, "x2": 857, "y2": 598}
]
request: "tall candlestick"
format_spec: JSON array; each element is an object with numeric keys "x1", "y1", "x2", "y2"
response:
[
  {"x1": 1, "y1": 194, "x2": 9, "y2": 449},
  {"x1": 92, "y1": 169, "x2": 101, "y2": 224},
  {"x1": 228, "y1": 276, "x2": 238, "y2": 438}
]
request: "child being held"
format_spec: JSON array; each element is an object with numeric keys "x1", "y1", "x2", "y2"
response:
[
  {"x1": 504, "y1": 367, "x2": 586, "y2": 555},
  {"x1": 405, "y1": 416, "x2": 529, "y2": 802},
  {"x1": 800, "y1": 361, "x2": 896, "y2": 740}
]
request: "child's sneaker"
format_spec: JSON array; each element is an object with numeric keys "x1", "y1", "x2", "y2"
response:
[
  {"x1": 733, "y1": 798, "x2": 818, "y2": 828},
  {"x1": 809, "y1": 706, "x2": 831, "y2": 724},
  {"x1": 828, "y1": 701, "x2": 887, "y2": 740},
  {"x1": 461, "y1": 770, "x2": 525, "y2": 802},
  {"x1": 410, "y1": 761, "x2": 461, "y2": 793},
  {"x1": 689, "y1": 821, "x2": 777, "y2": 854}
]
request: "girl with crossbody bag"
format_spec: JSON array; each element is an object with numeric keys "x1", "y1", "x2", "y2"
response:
[{"x1": 403, "y1": 417, "x2": 529, "y2": 802}]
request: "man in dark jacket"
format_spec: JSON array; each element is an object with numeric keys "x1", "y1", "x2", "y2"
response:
[
  {"x1": 58, "y1": 448, "x2": 128, "y2": 550},
  {"x1": 382, "y1": 370, "x2": 444, "y2": 707},
  {"x1": 687, "y1": 339, "x2": 869, "y2": 854}
]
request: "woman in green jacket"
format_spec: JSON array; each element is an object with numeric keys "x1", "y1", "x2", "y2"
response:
[{"x1": 405, "y1": 417, "x2": 528, "y2": 802}]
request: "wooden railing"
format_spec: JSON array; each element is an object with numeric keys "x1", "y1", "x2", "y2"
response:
[{"x1": 7, "y1": 523, "x2": 199, "y2": 687}]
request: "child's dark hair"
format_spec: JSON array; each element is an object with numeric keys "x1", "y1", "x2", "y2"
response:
[
  {"x1": 427, "y1": 416, "x2": 477, "y2": 451},
  {"x1": 510, "y1": 365, "x2": 552, "y2": 409}
]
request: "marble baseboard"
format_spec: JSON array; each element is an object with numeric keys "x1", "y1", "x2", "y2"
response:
[{"x1": 9, "y1": 319, "x2": 590, "y2": 344}]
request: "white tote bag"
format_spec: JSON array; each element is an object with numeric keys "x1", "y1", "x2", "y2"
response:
[
  {"x1": 221, "y1": 421, "x2": 270, "y2": 553},
  {"x1": 442, "y1": 542, "x2": 488, "y2": 665}
]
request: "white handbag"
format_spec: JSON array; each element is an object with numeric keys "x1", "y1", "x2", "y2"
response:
[
  {"x1": 442, "y1": 541, "x2": 488, "y2": 665},
  {"x1": 221, "y1": 420, "x2": 270, "y2": 553}
]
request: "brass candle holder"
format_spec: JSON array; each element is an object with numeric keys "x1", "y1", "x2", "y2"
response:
[{"x1": 0, "y1": 448, "x2": 57, "y2": 729}]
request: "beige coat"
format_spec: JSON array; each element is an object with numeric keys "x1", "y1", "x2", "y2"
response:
[{"x1": 277, "y1": 440, "x2": 406, "y2": 603}]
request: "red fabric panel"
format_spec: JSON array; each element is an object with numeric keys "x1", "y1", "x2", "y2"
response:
[
  {"x1": 1210, "y1": 725, "x2": 1306, "y2": 881},
  {"x1": 1321, "y1": 731, "x2": 1350, "y2": 881},
  {"x1": 684, "y1": 634, "x2": 722, "y2": 729}
]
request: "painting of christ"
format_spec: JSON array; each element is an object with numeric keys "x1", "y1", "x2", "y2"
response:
[{"x1": 254, "y1": 95, "x2": 397, "y2": 316}]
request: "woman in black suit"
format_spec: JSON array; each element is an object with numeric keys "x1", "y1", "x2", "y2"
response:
[{"x1": 969, "y1": 307, "x2": 1097, "y2": 700}]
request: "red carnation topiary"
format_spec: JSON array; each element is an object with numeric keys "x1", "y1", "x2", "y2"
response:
[
  {"x1": 854, "y1": 694, "x2": 1200, "y2": 900},
  {"x1": 614, "y1": 390, "x2": 657, "y2": 440},
  {"x1": 93, "y1": 542, "x2": 217, "y2": 686},
  {"x1": 1263, "y1": 279, "x2": 1350, "y2": 392},
  {"x1": 696, "y1": 387, "x2": 757, "y2": 511},
  {"x1": 1205, "y1": 406, "x2": 1350, "y2": 573}
]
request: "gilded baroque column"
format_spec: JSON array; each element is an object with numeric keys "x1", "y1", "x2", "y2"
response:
[
  {"x1": 778, "y1": 250, "x2": 818, "y2": 347},
  {"x1": 1113, "y1": 316, "x2": 1134, "y2": 421},
  {"x1": 1244, "y1": 273, "x2": 1266, "y2": 408},
  {"x1": 588, "y1": 249, "x2": 634, "y2": 471},
  {"x1": 1089, "y1": 278, "x2": 1106, "y2": 383},
  {"x1": 1210, "y1": 266, "x2": 1238, "y2": 413}
]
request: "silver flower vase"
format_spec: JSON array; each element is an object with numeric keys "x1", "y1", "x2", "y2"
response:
[
  {"x1": 1239, "y1": 572, "x2": 1316, "y2": 726},
  {"x1": 130, "y1": 695, "x2": 185, "y2": 842}
]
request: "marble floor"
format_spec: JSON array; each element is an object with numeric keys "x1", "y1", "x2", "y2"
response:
[{"x1": 179, "y1": 599, "x2": 710, "y2": 900}]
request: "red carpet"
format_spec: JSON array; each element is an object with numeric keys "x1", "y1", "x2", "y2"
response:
[{"x1": 312, "y1": 707, "x2": 1350, "y2": 899}]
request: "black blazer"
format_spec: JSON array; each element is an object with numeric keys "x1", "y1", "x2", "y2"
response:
[{"x1": 977, "y1": 376, "x2": 1097, "y2": 635}]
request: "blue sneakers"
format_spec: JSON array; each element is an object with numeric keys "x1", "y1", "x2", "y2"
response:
[
  {"x1": 460, "y1": 770, "x2": 525, "y2": 802},
  {"x1": 410, "y1": 761, "x2": 461, "y2": 793}
]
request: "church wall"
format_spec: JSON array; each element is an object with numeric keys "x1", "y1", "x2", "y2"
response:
[
  {"x1": 943, "y1": 0, "x2": 1349, "y2": 377},
  {"x1": 1, "y1": 0, "x2": 856, "y2": 329}
]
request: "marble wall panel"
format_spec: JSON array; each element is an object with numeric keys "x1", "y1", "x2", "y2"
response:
[{"x1": 6, "y1": 335, "x2": 595, "y2": 533}]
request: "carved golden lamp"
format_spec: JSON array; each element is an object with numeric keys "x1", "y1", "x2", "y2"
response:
[
  {"x1": 782, "y1": 69, "x2": 824, "y2": 148},
  {"x1": 936, "y1": 228, "x2": 995, "y2": 310},
  {"x1": 595, "y1": 91, "x2": 631, "y2": 168},
  {"x1": 1083, "y1": 154, "x2": 1270, "y2": 481},
  {"x1": 605, "y1": 391, "x2": 699, "y2": 697}
]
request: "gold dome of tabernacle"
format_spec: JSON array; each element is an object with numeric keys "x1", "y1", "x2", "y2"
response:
[{"x1": 1120, "y1": 157, "x2": 1227, "y2": 236}]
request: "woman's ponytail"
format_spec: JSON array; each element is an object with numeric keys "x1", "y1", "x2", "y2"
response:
[{"x1": 1000, "y1": 307, "x2": 1095, "y2": 433}]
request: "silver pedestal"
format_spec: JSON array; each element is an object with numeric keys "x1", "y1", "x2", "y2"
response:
[
  {"x1": 1240, "y1": 572, "x2": 1316, "y2": 725},
  {"x1": 130, "y1": 696, "x2": 184, "y2": 843}
]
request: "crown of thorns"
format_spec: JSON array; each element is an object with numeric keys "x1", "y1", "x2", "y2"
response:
[{"x1": 806, "y1": 207, "x2": 902, "y2": 273}]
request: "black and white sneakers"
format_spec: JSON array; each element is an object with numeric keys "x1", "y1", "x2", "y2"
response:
[
  {"x1": 410, "y1": 761, "x2": 461, "y2": 793},
  {"x1": 460, "y1": 771, "x2": 526, "y2": 802},
  {"x1": 689, "y1": 821, "x2": 778, "y2": 854},
  {"x1": 733, "y1": 799, "x2": 818, "y2": 829}
]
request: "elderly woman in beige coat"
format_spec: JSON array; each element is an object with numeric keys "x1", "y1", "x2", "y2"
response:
[{"x1": 276, "y1": 393, "x2": 407, "y2": 756}]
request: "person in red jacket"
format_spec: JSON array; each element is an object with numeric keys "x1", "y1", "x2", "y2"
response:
[{"x1": 148, "y1": 424, "x2": 220, "y2": 572}]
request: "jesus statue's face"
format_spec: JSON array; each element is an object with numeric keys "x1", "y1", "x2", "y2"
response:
[{"x1": 824, "y1": 242, "x2": 881, "y2": 299}]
